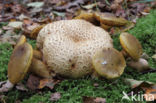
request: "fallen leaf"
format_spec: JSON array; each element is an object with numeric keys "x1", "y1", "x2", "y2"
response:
[
  {"x1": 50, "y1": 92, "x2": 61, "y2": 101},
  {"x1": 16, "y1": 83, "x2": 28, "y2": 91},
  {"x1": 53, "y1": 0, "x2": 85, "y2": 12},
  {"x1": 38, "y1": 78, "x2": 60, "y2": 89},
  {"x1": 144, "y1": 84, "x2": 156, "y2": 101},
  {"x1": 81, "y1": 3, "x2": 98, "y2": 9},
  {"x1": 27, "y1": 2, "x2": 44, "y2": 8},
  {"x1": 26, "y1": 74, "x2": 40, "y2": 90},
  {"x1": 0, "y1": 29, "x2": 20, "y2": 45},
  {"x1": 124, "y1": 78, "x2": 153, "y2": 89},
  {"x1": 83, "y1": 96, "x2": 106, "y2": 103},
  {"x1": 8, "y1": 21, "x2": 23, "y2": 29},
  {"x1": 18, "y1": 14, "x2": 30, "y2": 21},
  {"x1": 124, "y1": 78, "x2": 156, "y2": 101}
]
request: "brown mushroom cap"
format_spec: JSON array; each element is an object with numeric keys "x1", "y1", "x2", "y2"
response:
[
  {"x1": 30, "y1": 58, "x2": 50, "y2": 78},
  {"x1": 94, "y1": 12, "x2": 128, "y2": 26},
  {"x1": 15, "y1": 35, "x2": 26, "y2": 47},
  {"x1": 37, "y1": 20, "x2": 113, "y2": 78},
  {"x1": 92, "y1": 47, "x2": 126, "y2": 79},
  {"x1": 120, "y1": 32, "x2": 142, "y2": 60},
  {"x1": 33, "y1": 49, "x2": 42, "y2": 60},
  {"x1": 74, "y1": 11, "x2": 98, "y2": 25},
  {"x1": 8, "y1": 42, "x2": 33, "y2": 84}
]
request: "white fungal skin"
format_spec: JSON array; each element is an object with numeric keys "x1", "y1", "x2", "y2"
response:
[
  {"x1": 127, "y1": 58, "x2": 149, "y2": 72},
  {"x1": 37, "y1": 20, "x2": 113, "y2": 78}
]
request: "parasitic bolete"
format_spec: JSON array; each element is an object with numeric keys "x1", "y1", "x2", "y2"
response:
[
  {"x1": 0, "y1": 20, "x2": 128, "y2": 92},
  {"x1": 119, "y1": 32, "x2": 150, "y2": 71}
]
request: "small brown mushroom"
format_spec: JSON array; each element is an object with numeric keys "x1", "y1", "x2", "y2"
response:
[
  {"x1": 15, "y1": 35, "x2": 26, "y2": 47},
  {"x1": 127, "y1": 58, "x2": 149, "y2": 72},
  {"x1": 94, "y1": 12, "x2": 128, "y2": 26},
  {"x1": 92, "y1": 47, "x2": 126, "y2": 79},
  {"x1": 119, "y1": 32, "x2": 150, "y2": 71},
  {"x1": 33, "y1": 49, "x2": 42, "y2": 60},
  {"x1": 30, "y1": 58, "x2": 51, "y2": 78},
  {"x1": 8, "y1": 42, "x2": 33, "y2": 84},
  {"x1": 119, "y1": 32, "x2": 142, "y2": 61}
]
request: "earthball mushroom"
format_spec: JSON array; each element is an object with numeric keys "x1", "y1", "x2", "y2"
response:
[{"x1": 36, "y1": 19, "x2": 113, "y2": 78}]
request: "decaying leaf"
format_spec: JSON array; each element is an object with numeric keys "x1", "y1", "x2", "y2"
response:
[
  {"x1": 26, "y1": 74, "x2": 40, "y2": 90},
  {"x1": 27, "y1": 2, "x2": 44, "y2": 8},
  {"x1": 16, "y1": 83, "x2": 28, "y2": 91},
  {"x1": 144, "y1": 84, "x2": 156, "y2": 101},
  {"x1": 50, "y1": 92, "x2": 61, "y2": 101},
  {"x1": 8, "y1": 21, "x2": 23, "y2": 29},
  {"x1": 38, "y1": 78, "x2": 60, "y2": 89},
  {"x1": 0, "y1": 30, "x2": 20, "y2": 45},
  {"x1": 81, "y1": 3, "x2": 98, "y2": 9},
  {"x1": 124, "y1": 78, "x2": 154, "y2": 89},
  {"x1": 124, "y1": 78, "x2": 156, "y2": 101},
  {"x1": 22, "y1": 19, "x2": 40, "y2": 39},
  {"x1": 83, "y1": 96, "x2": 106, "y2": 103}
]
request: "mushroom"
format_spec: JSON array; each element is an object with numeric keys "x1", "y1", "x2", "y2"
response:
[
  {"x1": 0, "y1": 42, "x2": 33, "y2": 92},
  {"x1": 92, "y1": 47, "x2": 126, "y2": 79},
  {"x1": 1, "y1": 20, "x2": 128, "y2": 92},
  {"x1": 94, "y1": 12, "x2": 128, "y2": 26},
  {"x1": 119, "y1": 32, "x2": 150, "y2": 71},
  {"x1": 37, "y1": 19, "x2": 113, "y2": 78},
  {"x1": 8, "y1": 43, "x2": 33, "y2": 84}
]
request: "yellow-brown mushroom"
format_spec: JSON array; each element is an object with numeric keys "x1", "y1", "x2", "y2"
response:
[
  {"x1": 94, "y1": 12, "x2": 128, "y2": 26},
  {"x1": 8, "y1": 42, "x2": 33, "y2": 84},
  {"x1": 119, "y1": 32, "x2": 150, "y2": 71},
  {"x1": 120, "y1": 32, "x2": 142, "y2": 60},
  {"x1": 92, "y1": 47, "x2": 126, "y2": 79}
]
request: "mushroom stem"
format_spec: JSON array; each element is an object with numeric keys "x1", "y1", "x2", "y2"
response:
[
  {"x1": 0, "y1": 80, "x2": 14, "y2": 92},
  {"x1": 127, "y1": 58, "x2": 150, "y2": 72}
]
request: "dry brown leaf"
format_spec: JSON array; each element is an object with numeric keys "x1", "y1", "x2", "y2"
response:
[
  {"x1": 50, "y1": 92, "x2": 61, "y2": 101},
  {"x1": 26, "y1": 74, "x2": 40, "y2": 90},
  {"x1": 74, "y1": 11, "x2": 98, "y2": 25},
  {"x1": 22, "y1": 19, "x2": 40, "y2": 39},
  {"x1": 16, "y1": 83, "x2": 28, "y2": 91},
  {"x1": 38, "y1": 78, "x2": 60, "y2": 89},
  {"x1": 83, "y1": 96, "x2": 106, "y2": 103},
  {"x1": 144, "y1": 84, "x2": 156, "y2": 101}
]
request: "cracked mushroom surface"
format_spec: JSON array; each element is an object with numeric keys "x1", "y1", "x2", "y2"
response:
[{"x1": 36, "y1": 20, "x2": 113, "y2": 78}]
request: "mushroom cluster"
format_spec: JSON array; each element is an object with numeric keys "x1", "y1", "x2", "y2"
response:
[
  {"x1": 37, "y1": 19, "x2": 113, "y2": 78},
  {"x1": 0, "y1": 19, "x2": 150, "y2": 92}
]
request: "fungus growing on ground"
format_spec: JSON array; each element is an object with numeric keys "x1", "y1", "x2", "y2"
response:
[
  {"x1": 119, "y1": 32, "x2": 150, "y2": 71},
  {"x1": 74, "y1": 11, "x2": 98, "y2": 25},
  {"x1": 15, "y1": 35, "x2": 26, "y2": 47},
  {"x1": 92, "y1": 47, "x2": 126, "y2": 79},
  {"x1": 30, "y1": 58, "x2": 50, "y2": 78},
  {"x1": 0, "y1": 42, "x2": 33, "y2": 92},
  {"x1": 37, "y1": 19, "x2": 113, "y2": 78},
  {"x1": 8, "y1": 43, "x2": 33, "y2": 84},
  {"x1": 94, "y1": 12, "x2": 128, "y2": 26}
]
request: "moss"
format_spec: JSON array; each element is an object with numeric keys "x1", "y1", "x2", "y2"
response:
[
  {"x1": 0, "y1": 43, "x2": 13, "y2": 81},
  {"x1": 0, "y1": 10, "x2": 156, "y2": 103}
]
